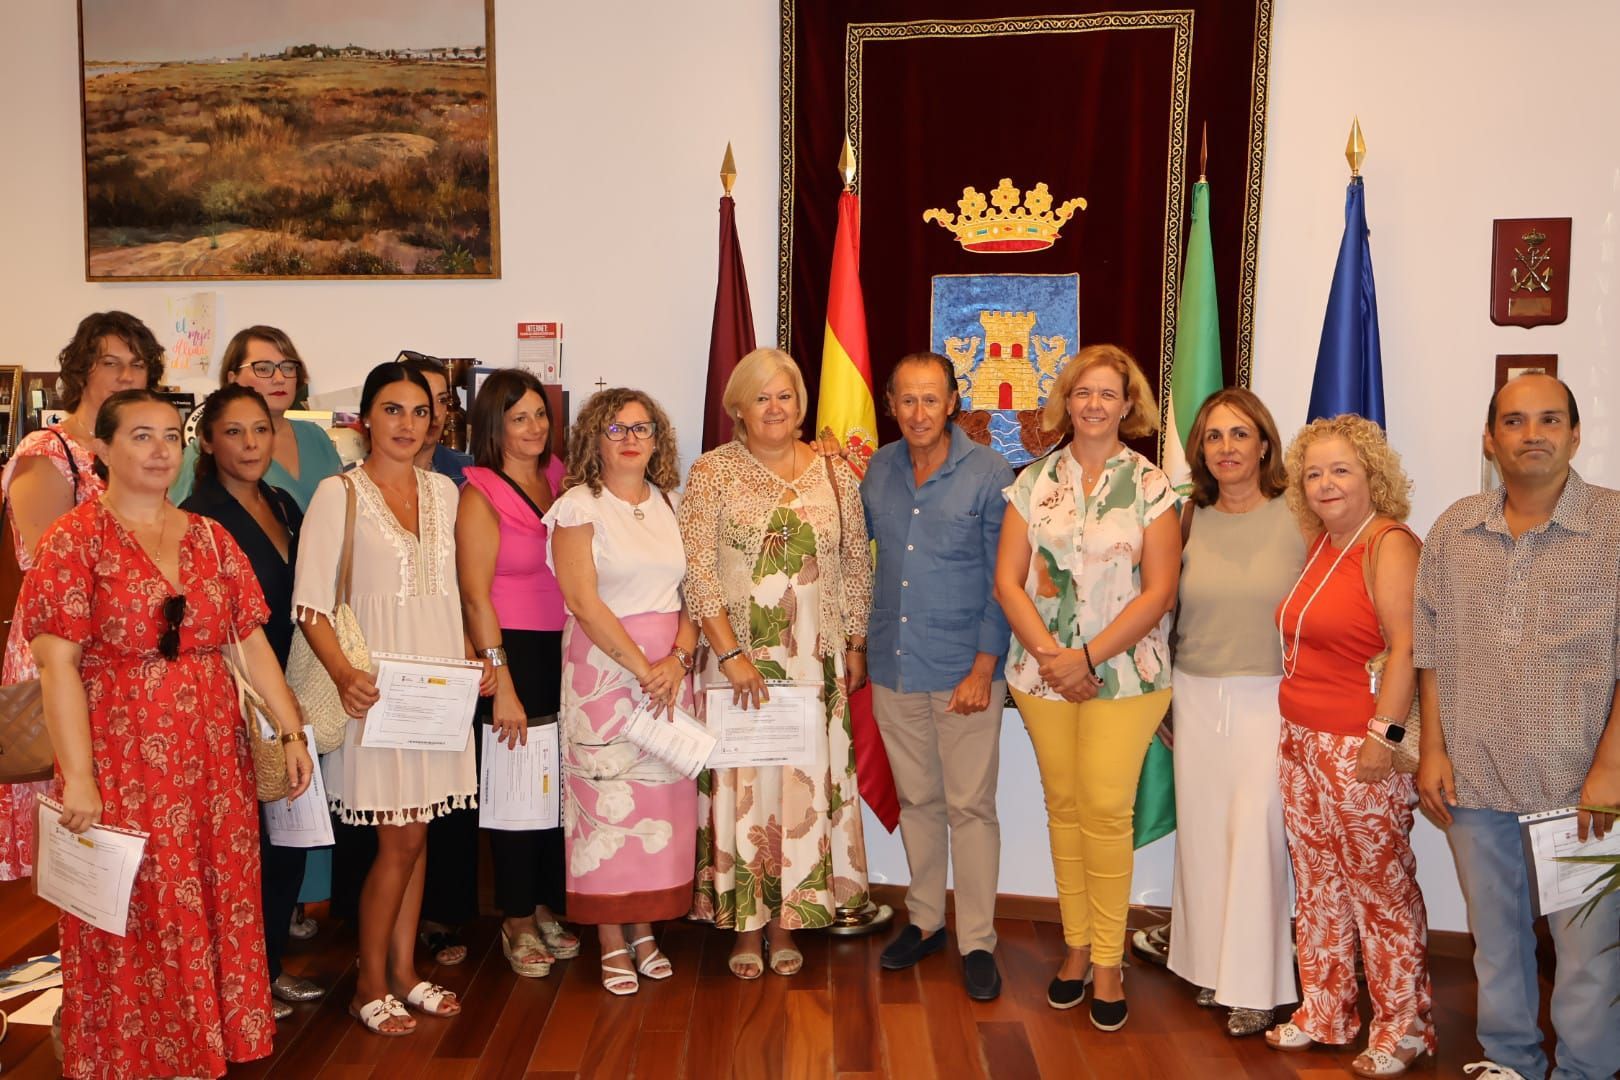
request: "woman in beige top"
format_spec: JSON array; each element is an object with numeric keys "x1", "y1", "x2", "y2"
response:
[
  {"x1": 679, "y1": 348, "x2": 874, "y2": 980},
  {"x1": 1165, "y1": 388, "x2": 1306, "y2": 1036}
]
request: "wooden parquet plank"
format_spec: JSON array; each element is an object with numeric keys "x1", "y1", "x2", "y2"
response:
[
  {"x1": 577, "y1": 983, "x2": 646, "y2": 1080},
  {"x1": 639, "y1": 919, "x2": 703, "y2": 1032},
  {"x1": 684, "y1": 973, "x2": 743, "y2": 1078},
  {"x1": 977, "y1": 1019, "x2": 1040, "y2": 1080},
  {"x1": 876, "y1": 1003, "x2": 936, "y2": 1080},
  {"x1": 730, "y1": 964, "x2": 790, "y2": 1080},
  {"x1": 525, "y1": 934, "x2": 605, "y2": 1073},
  {"x1": 631, "y1": 1026, "x2": 687, "y2": 1080},
  {"x1": 465, "y1": 960, "x2": 565, "y2": 1079},
  {"x1": 912, "y1": 933, "x2": 988, "y2": 1080},
  {"x1": 828, "y1": 927, "x2": 880, "y2": 1073},
  {"x1": 783, "y1": 987, "x2": 833, "y2": 1080},
  {"x1": 432, "y1": 929, "x2": 524, "y2": 1060},
  {"x1": 993, "y1": 919, "x2": 1087, "y2": 1079}
]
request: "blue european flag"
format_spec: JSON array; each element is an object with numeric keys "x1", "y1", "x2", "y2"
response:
[{"x1": 1307, "y1": 177, "x2": 1385, "y2": 427}]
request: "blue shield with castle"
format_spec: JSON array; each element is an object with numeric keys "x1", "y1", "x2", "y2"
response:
[{"x1": 930, "y1": 272, "x2": 1079, "y2": 466}]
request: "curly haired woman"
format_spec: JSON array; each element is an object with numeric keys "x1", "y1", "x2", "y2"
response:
[{"x1": 544, "y1": 387, "x2": 700, "y2": 995}]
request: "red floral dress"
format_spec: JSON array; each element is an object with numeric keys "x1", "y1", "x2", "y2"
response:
[
  {"x1": 17, "y1": 501, "x2": 275, "y2": 1080},
  {"x1": 0, "y1": 425, "x2": 103, "y2": 880}
]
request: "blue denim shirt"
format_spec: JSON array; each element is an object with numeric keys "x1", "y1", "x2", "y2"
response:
[{"x1": 861, "y1": 424, "x2": 1014, "y2": 692}]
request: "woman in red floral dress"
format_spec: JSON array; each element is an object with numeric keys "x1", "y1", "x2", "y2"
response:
[{"x1": 21, "y1": 390, "x2": 313, "y2": 1080}]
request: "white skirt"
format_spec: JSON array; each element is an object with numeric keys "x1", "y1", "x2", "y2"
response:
[{"x1": 1167, "y1": 669, "x2": 1297, "y2": 1009}]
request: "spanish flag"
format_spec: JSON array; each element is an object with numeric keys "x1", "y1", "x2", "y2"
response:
[
  {"x1": 816, "y1": 185, "x2": 898, "y2": 833},
  {"x1": 817, "y1": 190, "x2": 878, "y2": 476}
]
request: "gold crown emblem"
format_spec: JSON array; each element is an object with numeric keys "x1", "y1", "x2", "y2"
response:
[{"x1": 923, "y1": 178, "x2": 1086, "y2": 253}]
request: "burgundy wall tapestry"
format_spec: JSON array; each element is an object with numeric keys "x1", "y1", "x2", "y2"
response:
[{"x1": 779, "y1": 1, "x2": 1275, "y2": 461}]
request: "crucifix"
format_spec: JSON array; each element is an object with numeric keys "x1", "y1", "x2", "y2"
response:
[{"x1": 594, "y1": 378, "x2": 607, "y2": 392}]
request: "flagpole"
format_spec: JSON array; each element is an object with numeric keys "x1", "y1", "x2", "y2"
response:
[{"x1": 720, "y1": 141, "x2": 737, "y2": 197}]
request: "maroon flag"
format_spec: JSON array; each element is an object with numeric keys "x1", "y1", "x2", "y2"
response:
[{"x1": 702, "y1": 194, "x2": 757, "y2": 450}]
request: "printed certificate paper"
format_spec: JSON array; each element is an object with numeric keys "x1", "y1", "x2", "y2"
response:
[
  {"x1": 703, "y1": 681, "x2": 820, "y2": 768},
  {"x1": 263, "y1": 759, "x2": 335, "y2": 848},
  {"x1": 623, "y1": 699, "x2": 719, "y2": 780},
  {"x1": 1520, "y1": 806, "x2": 1620, "y2": 917},
  {"x1": 479, "y1": 722, "x2": 560, "y2": 831},
  {"x1": 360, "y1": 652, "x2": 482, "y2": 752},
  {"x1": 34, "y1": 796, "x2": 148, "y2": 937}
]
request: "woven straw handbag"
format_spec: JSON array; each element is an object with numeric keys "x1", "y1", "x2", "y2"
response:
[
  {"x1": 287, "y1": 475, "x2": 370, "y2": 754},
  {"x1": 0, "y1": 679, "x2": 52, "y2": 784}
]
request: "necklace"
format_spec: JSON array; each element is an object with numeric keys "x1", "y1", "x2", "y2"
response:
[
  {"x1": 102, "y1": 498, "x2": 169, "y2": 566},
  {"x1": 1276, "y1": 511, "x2": 1376, "y2": 678},
  {"x1": 624, "y1": 483, "x2": 652, "y2": 521},
  {"x1": 1216, "y1": 489, "x2": 1265, "y2": 514}
]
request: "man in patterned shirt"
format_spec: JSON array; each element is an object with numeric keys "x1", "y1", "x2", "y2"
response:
[{"x1": 1414, "y1": 372, "x2": 1620, "y2": 1080}]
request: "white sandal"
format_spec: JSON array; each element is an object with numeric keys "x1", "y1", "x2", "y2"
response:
[
  {"x1": 630, "y1": 935, "x2": 673, "y2": 980},
  {"x1": 349, "y1": 994, "x2": 413, "y2": 1036},
  {"x1": 1265, "y1": 1022, "x2": 1314, "y2": 1052},
  {"x1": 402, "y1": 980, "x2": 460, "y2": 1017},
  {"x1": 1351, "y1": 1029, "x2": 1432, "y2": 1078},
  {"x1": 600, "y1": 947, "x2": 639, "y2": 995}
]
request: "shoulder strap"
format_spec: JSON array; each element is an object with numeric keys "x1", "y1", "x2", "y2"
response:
[
  {"x1": 822, "y1": 454, "x2": 844, "y2": 537},
  {"x1": 50, "y1": 429, "x2": 81, "y2": 503},
  {"x1": 336, "y1": 474, "x2": 357, "y2": 606},
  {"x1": 1361, "y1": 522, "x2": 1418, "y2": 645},
  {"x1": 1180, "y1": 500, "x2": 1195, "y2": 546},
  {"x1": 492, "y1": 467, "x2": 548, "y2": 524},
  {"x1": 657, "y1": 486, "x2": 674, "y2": 513}
]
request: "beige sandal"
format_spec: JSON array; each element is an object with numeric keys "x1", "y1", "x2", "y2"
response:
[
  {"x1": 501, "y1": 926, "x2": 553, "y2": 978},
  {"x1": 537, "y1": 919, "x2": 581, "y2": 960},
  {"x1": 728, "y1": 948, "x2": 764, "y2": 980}
]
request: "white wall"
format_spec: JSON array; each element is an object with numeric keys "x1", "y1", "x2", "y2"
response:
[{"x1": 6, "y1": 0, "x2": 1618, "y2": 934}]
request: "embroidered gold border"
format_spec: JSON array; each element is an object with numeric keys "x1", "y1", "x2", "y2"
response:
[{"x1": 778, "y1": 2, "x2": 1274, "y2": 459}]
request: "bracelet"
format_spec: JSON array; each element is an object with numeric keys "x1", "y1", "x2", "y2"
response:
[
  {"x1": 715, "y1": 646, "x2": 744, "y2": 665},
  {"x1": 1080, "y1": 641, "x2": 1099, "y2": 677},
  {"x1": 481, "y1": 646, "x2": 508, "y2": 668},
  {"x1": 846, "y1": 643, "x2": 868, "y2": 654},
  {"x1": 279, "y1": 729, "x2": 309, "y2": 747},
  {"x1": 672, "y1": 646, "x2": 695, "y2": 672}
]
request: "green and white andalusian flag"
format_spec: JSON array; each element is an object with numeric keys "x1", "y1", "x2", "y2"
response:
[{"x1": 1162, "y1": 179, "x2": 1222, "y2": 497}]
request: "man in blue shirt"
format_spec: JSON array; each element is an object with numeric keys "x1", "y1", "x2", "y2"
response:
[{"x1": 862, "y1": 351, "x2": 1013, "y2": 1000}]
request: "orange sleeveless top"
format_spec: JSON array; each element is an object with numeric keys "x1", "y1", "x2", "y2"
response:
[{"x1": 1276, "y1": 523, "x2": 1417, "y2": 735}]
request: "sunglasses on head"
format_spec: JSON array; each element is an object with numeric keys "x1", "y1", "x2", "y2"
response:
[{"x1": 160, "y1": 595, "x2": 186, "y2": 661}]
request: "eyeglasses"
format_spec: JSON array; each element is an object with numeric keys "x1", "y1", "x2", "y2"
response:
[
  {"x1": 245, "y1": 360, "x2": 302, "y2": 379},
  {"x1": 95, "y1": 355, "x2": 149, "y2": 376},
  {"x1": 159, "y1": 595, "x2": 186, "y2": 661},
  {"x1": 605, "y1": 422, "x2": 657, "y2": 442}
]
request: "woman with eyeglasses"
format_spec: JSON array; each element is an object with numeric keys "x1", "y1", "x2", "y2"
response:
[
  {"x1": 546, "y1": 388, "x2": 699, "y2": 995},
  {"x1": 171, "y1": 325, "x2": 345, "y2": 509},
  {"x1": 20, "y1": 388, "x2": 313, "y2": 1079},
  {"x1": 0, "y1": 311, "x2": 164, "y2": 883}
]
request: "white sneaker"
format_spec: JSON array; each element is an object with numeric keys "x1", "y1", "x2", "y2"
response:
[{"x1": 1463, "y1": 1063, "x2": 1528, "y2": 1080}]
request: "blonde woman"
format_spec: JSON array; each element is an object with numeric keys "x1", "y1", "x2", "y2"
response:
[
  {"x1": 993, "y1": 344, "x2": 1179, "y2": 1029},
  {"x1": 680, "y1": 348, "x2": 875, "y2": 980}
]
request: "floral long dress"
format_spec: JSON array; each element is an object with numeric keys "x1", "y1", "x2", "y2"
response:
[
  {"x1": 691, "y1": 489, "x2": 868, "y2": 931},
  {"x1": 17, "y1": 502, "x2": 275, "y2": 1080}
]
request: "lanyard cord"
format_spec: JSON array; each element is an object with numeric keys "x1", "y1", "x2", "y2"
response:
[{"x1": 1277, "y1": 511, "x2": 1376, "y2": 678}]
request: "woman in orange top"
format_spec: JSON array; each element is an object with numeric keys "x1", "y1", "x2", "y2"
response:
[{"x1": 1265, "y1": 415, "x2": 1433, "y2": 1078}]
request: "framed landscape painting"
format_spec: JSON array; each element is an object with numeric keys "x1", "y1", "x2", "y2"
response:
[{"x1": 78, "y1": 0, "x2": 499, "y2": 280}]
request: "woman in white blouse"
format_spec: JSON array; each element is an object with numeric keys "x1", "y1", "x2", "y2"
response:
[
  {"x1": 293, "y1": 363, "x2": 491, "y2": 1036},
  {"x1": 546, "y1": 388, "x2": 700, "y2": 996}
]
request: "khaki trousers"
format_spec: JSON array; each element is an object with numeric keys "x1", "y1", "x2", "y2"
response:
[{"x1": 871, "y1": 680, "x2": 1005, "y2": 954}]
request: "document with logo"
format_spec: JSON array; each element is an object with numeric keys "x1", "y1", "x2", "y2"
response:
[
  {"x1": 479, "y1": 722, "x2": 560, "y2": 831},
  {"x1": 263, "y1": 757, "x2": 335, "y2": 848},
  {"x1": 702, "y1": 681, "x2": 821, "y2": 768},
  {"x1": 623, "y1": 699, "x2": 719, "y2": 780},
  {"x1": 360, "y1": 652, "x2": 482, "y2": 752},
  {"x1": 33, "y1": 796, "x2": 148, "y2": 937},
  {"x1": 1519, "y1": 807, "x2": 1620, "y2": 917}
]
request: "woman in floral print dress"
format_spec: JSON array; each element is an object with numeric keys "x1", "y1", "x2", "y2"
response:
[{"x1": 679, "y1": 349, "x2": 874, "y2": 980}]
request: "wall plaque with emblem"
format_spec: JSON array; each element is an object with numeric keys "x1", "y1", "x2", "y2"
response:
[{"x1": 1490, "y1": 217, "x2": 1571, "y2": 327}]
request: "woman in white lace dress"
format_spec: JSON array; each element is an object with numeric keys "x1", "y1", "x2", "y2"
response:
[{"x1": 293, "y1": 363, "x2": 487, "y2": 1036}]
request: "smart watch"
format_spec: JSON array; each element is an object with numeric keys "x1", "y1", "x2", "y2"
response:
[{"x1": 1367, "y1": 716, "x2": 1406, "y2": 744}]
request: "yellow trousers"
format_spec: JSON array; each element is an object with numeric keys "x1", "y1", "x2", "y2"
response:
[{"x1": 1012, "y1": 687, "x2": 1172, "y2": 965}]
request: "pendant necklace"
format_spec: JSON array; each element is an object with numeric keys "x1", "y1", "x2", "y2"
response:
[{"x1": 1276, "y1": 511, "x2": 1376, "y2": 677}]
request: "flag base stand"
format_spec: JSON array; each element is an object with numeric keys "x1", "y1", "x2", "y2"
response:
[{"x1": 824, "y1": 901, "x2": 894, "y2": 937}]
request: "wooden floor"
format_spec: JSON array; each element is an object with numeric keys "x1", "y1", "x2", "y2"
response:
[{"x1": 0, "y1": 877, "x2": 1514, "y2": 1079}]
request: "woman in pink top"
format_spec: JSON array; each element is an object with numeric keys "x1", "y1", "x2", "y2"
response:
[{"x1": 456, "y1": 368, "x2": 577, "y2": 976}]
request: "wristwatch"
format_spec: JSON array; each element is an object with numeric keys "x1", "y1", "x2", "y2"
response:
[
  {"x1": 481, "y1": 646, "x2": 508, "y2": 668},
  {"x1": 1367, "y1": 716, "x2": 1406, "y2": 744},
  {"x1": 672, "y1": 646, "x2": 694, "y2": 672}
]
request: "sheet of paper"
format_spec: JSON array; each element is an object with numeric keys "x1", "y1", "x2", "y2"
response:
[
  {"x1": 0, "y1": 954, "x2": 59, "y2": 988},
  {"x1": 516, "y1": 321, "x2": 563, "y2": 383},
  {"x1": 262, "y1": 755, "x2": 335, "y2": 848},
  {"x1": 0, "y1": 971, "x2": 62, "y2": 1003},
  {"x1": 1520, "y1": 807, "x2": 1620, "y2": 917},
  {"x1": 703, "y1": 681, "x2": 821, "y2": 768},
  {"x1": 360, "y1": 651, "x2": 482, "y2": 752},
  {"x1": 7, "y1": 986, "x2": 63, "y2": 1026},
  {"x1": 34, "y1": 796, "x2": 148, "y2": 937},
  {"x1": 623, "y1": 699, "x2": 719, "y2": 780},
  {"x1": 164, "y1": 291, "x2": 216, "y2": 376},
  {"x1": 478, "y1": 722, "x2": 559, "y2": 831}
]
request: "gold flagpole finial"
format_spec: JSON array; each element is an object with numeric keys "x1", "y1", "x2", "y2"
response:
[
  {"x1": 838, "y1": 136, "x2": 856, "y2": 192},
  {"x1": 720, "y1": 142, "x2": 737, "y2": 198},
  {"x1": 1199, "y1": 121, "x2": 1208, "y2": 184},
  {"x1": 1345, "y1": 116, "x2": 1366, "y2": 177}
]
